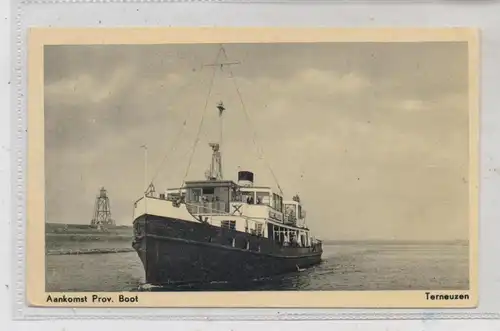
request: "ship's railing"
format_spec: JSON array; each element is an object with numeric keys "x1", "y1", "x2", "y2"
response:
[{"x1": 186, "y1": 201, "x2": 227, "y2": 215}]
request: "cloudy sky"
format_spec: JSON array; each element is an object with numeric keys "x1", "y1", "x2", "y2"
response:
[{"x1": 44, "y1": 42, "x2": 470, "y2": 241}]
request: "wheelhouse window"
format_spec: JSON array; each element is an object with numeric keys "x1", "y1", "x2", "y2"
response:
[
  {"x1": 256, "y1": 192, "x2": 270, "y2": 205},
  {"x1": 272, "y1": 193, "x2": 283, "y2": 212},
  {"x1": 190, "y1": 188, "x2": 202, "y2": 202},
  {"x1": 242, "y1": 191, "x2": 255, "y2": 204},
  {"x1": 221, "y1": 220, "x2": 236, "y2": 230},
  {"x1": 203, "y1": 187, "x2": 215, "y2": 195}
]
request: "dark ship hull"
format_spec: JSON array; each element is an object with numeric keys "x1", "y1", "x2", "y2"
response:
[{"x1": 132, "y1": 215, "x2": 323, "y2": 286}]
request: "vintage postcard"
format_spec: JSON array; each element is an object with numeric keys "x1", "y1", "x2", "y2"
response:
[{"x1": 26, "y1": 27, "x2": 479, "y2": 308}]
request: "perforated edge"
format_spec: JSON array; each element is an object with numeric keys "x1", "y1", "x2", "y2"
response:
[
  {"x1": 12, "y1": 0, "x2": 494, "y2": 321},
  {"x1": 13, "y1": 0, "x2": 27, "y2": 321},
  {"x1": 17, "y1": 0, "x2": 450, "y2": 5}
]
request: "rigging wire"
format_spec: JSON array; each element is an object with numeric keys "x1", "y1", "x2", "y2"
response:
[
  {"x1": 149, "y1": 68, "x2": 204, "y2": 184},
  {"x1": 151, "y1": 45, "x2": 285, "y2": 196},
  {"x1": 220, "y1": 47, "x2": 284, "y2": 196},
  {"x1": 180, "y1": 48, "x2": 222, "y2": 189}
]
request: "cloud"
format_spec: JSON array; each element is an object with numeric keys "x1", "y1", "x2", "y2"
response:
[
  {"x1": 236, "y1": 68, "x2": 371, "y2": 105},
  {"x1": 289, "y1": 69, "x2": 371, "y2": 96},
  {"x1": 43, "y1": 42, "x2": 470, "y2": 241},
  {"x1": 398, "y1": 99, "x2": 431, "y2": 113},
  {"x1": 45, "y1": 66, "x2": 136, "y2": 104}
]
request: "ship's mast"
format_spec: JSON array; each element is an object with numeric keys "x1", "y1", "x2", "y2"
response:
[
  {"x1": 146, "y1": 45, "x2": 286, "y2": 200},
  {"x1": 202, "y1": 49, "x2": 240, "y2": 181},
  {"x1": 177, "y1": 45, "x2": 283, "y2": 196},
  {"x1": 206, "y1": 102, "x2": 225, "y2": 180},
  {"x1": 218, "y1": 101, "x2": 224, "y2": 155}
]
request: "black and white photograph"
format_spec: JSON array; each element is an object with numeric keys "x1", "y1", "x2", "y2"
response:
[{"x1": 26, "y1": 28, "x2": 478, "y2": 308}]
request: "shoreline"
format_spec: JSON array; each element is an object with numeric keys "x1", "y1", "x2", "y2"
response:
[
  {"x1": 46, "y1": 232, "x2": 132, "y2": 241},
  {"x1": 44, "y1": 223, "x2": 468, "y2": 257},
  {"x1": 47, "y1": 247, "x2": 135, "y2": 255},
  {"x1": 45, "y1": 224, "x2": 134, "y2": 254}
]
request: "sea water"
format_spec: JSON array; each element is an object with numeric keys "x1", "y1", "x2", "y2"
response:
[{"x1": 45, "y1": 242, "x2": 469, "y2": 292}]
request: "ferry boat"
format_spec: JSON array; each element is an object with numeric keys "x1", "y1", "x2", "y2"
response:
[{"x1": 132, "y1": 47, "x2": 323, "y2": 286}]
